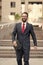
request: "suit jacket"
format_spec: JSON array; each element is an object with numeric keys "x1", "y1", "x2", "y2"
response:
[{"x1": 12, "y1": 22, "x2": 37, "y2": 50}]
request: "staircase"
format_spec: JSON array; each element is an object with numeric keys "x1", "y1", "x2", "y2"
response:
[
  {"x1": 0, "y1": 24, "x2": 43, "y2": 58},
  {"x1": 0, "y1": 40, "x2": 43, "y2": 58}
]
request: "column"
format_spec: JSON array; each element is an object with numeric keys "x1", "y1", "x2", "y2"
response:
[{"x1": 25, "y1": 0, "x2": 28, "y2": 13}]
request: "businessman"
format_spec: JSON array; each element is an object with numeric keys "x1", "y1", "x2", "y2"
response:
[{"x1": 12, "y1": 12, "x2": 37, "y2": 65}]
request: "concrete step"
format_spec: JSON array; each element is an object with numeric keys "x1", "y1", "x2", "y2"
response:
[
  {"x1": 0, "y1": 40, "x2": 43, "y2": 47},
  {"x1": 30, "y1": 40, "x2": 43, "y2": 47},
  {"x1": 0, "y1": 47, "x2": 43, "y2": 53},
  {"x1": 30, "y1": 36, "x2": 43, "y2": 40},
  {"x1": 0, "y1": 53, "x2": 43, "y2": 58},
  {"x1": 0, "y1": 46, "x2": 43, "y2": 58}
]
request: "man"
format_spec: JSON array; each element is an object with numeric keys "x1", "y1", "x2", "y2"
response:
[{"x1": 12, "y1": 12, "x2": 37, "y2": 65}]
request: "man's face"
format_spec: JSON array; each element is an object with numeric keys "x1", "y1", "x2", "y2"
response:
[{"x1": 22, "y1": 13, "x2": 28, "y2": 23}]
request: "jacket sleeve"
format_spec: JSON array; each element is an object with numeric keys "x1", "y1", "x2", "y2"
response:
[
  {"x1": 12, "y1": 24, "x2": 17, "y2": 42},
  {"x1": 30, "y1": 24, "x2": 37, "y2": 46}
]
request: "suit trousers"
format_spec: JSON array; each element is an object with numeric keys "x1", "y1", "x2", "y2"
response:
[{"x1": 16, "y1": 47, "x2": 30, "y2": 65}]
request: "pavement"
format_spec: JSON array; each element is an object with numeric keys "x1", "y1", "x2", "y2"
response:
[{"x1": 0, "y1": 58, "x2": 43, "y2": 65}]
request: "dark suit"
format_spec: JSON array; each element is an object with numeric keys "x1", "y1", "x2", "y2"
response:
[{"x1": 12, "y1": 22, "x2": 37, "y2": 65}]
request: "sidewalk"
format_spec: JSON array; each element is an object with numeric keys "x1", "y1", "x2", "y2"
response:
[{"x1": 0, "y1": 58, "x2": 43, "y2": 65}]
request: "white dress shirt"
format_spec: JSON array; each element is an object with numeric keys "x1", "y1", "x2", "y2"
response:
[{"x1": 21, "y1": 22, "x2": 27, "y2": 29}]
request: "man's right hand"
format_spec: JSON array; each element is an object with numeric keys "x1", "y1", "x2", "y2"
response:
[{"x1": 13, "y1": 41, "x2": 17, "y2": 47}]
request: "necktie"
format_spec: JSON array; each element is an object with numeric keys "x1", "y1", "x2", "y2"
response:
[{"x1": 22, "y1": 23, "x2": 25, "y2": 33}]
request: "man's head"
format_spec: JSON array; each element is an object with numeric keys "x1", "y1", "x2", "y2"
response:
[{"x1": 21, "y1": 12, "x2": 28, "y2": 23}]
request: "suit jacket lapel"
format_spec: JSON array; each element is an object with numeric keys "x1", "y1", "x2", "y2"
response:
[{"x1": 19, "y1": 23, "x2": 22, "y2": 32}]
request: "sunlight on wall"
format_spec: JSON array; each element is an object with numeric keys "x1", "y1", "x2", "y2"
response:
[
  {"x1": 28, "y1": 4, "x2": 42, "y2": 23},
  {"x1": 22, "y1": 4, "x2": 25, "y2": 13},
  {"x1": 8, "y1": 15, "x2": 15, "y2": 21}
]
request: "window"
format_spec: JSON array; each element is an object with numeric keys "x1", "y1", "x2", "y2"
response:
[
  {"x1": 11, "y1": 2, "x2": 16, "y2": 8},
  {"x1": 0, "y1": 0, "x2": 2, "y2": 2},
  {"x1": 28, "y1": 2, "x2": 42, "y2": 4},
  {"x1": 21, "y1": 2, "x2": 25, "y2": 4},
  {"x1": 9, "y1": 12, "x2": 15, "y2": 20},
  {"x1": 0, "y1": 16, "x2": 1, "y2": 21},
  {"x1": 10, "y1": 12, "x2": 15, "y2": 15},
  {"x1": 0, "y1": 6, "x2": 2, "y2": 9}
]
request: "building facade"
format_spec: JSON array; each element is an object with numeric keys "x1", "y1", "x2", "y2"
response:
[
  {"x1": 0, "y1": 0, "x2": 43, "y2": 29},
  {"x1": 0, "y1": 0, "x2": 2, "y2": 22}
]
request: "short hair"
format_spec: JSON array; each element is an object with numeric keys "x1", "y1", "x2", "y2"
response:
[{"x1": 22, "y1": 12, "x2": 28, "y2": 17}]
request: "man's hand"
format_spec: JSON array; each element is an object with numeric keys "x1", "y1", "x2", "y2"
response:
[
  {"x1": 34, "y1": 46, "x2": 37, "y2": 50},
  {"x1": 13, "y1": 41, "x2": 17, "y2": 47}
]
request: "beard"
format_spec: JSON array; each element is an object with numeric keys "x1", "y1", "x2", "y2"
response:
[{"x1": 22, "y1": 18, "x2": 27, "y2": 23}]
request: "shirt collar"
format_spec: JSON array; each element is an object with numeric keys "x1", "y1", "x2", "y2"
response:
[
  {"x1": 21, "y1": 22, "x2": 27, "y2": 28},
  {"x1": 22, "y1": 22, "x2": 27, "y2": 25}
]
